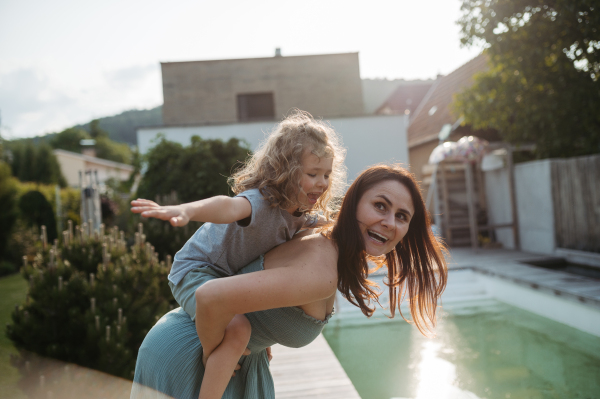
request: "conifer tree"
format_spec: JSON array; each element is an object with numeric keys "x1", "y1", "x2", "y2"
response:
[{"x1": 7, "y1": 221, "x2": 176, "y2": 395}]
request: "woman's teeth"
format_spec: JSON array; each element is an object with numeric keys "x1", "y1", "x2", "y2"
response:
[{"x1": 367, "y1": 230, "x2": 388, "y2": 243}]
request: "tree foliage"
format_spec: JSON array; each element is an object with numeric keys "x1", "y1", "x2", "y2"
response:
[
  {"x1": 139, "y1": 192, "x2": 203, "y2": 261},
  {"x1": 49, "y1": 122, "x2": 133, "y2": 164},
  {"x1": 0, "y1": 161, "x2": 19, "y2": 263},
  {"x1": 134, "y1": 135, "x2": 249, "y2": 259},
  {"x1": 49, "y1": 127, "x2": 91, "y2": 153},
  {"x1": 454, "y1": 0, "x2": 600, "y2": 158},
  {"x1": 137, "y1": 135, "x2": 250, "y2": 204},
  {"x1": 76, "y1": 106, "x2": 162, "y2": 146},
  {"x1": 18, "y1": 190, "x2": 58, "y2": 243},
  {"x1": 8, "y1": 141, "x2": 67, "y2": 186}
]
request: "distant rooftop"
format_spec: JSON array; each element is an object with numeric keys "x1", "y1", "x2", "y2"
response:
[{"x1": 407, "y1": 54, "x2": 488, "y2": 148}]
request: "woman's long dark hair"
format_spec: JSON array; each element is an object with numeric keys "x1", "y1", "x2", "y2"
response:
[{"x1": 330, "y1": 164, "x2": 447, "y2": 336}]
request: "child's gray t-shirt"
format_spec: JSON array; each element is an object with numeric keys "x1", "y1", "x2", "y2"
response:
[{"x1": 168, "y1": 188, "x2": 317, "y2": 285}]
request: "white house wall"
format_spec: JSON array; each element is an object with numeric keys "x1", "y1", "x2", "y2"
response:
[
  {"x1": 137, "y1": 115, "x2": 409, "y2": 183},
  {"x1": 484, "y1": 167, "x2": 515, "y2": 249},
  {"x1": 514, "y1": 159, "x2": 555, "y2": 255},
  {"x1": 54, "y1": 149, "x2": 134, "y2": 188}
]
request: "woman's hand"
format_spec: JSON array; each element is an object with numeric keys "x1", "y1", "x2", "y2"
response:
[
  {"x1": 232, "y1": 348, "x2": 251, "y2": 377},
  {"x1": 202, "y1": 348, "x2": 251, "y2": 377},
  {"x1": 131, "y1": 199, "x2": 190, "y2": 227}
]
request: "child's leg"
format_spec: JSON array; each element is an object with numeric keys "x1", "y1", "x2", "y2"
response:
[
  {"x1": 198, "y1": 314, "x2": 251, "y2": 399},
  {"x1": 169, "y1": 266, "x2": 224, "y2": 320}
]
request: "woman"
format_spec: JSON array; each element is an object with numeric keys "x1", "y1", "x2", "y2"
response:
[{"x1": 131, "y1": 164, "x2": 447, "y2": 399}]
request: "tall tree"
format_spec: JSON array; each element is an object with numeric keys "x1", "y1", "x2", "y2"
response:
[
  {"x1": 50, "y1": 127, "x2": 91, "y2": 153},
  {"x1": 454, "y1": 0, "x2": 600, "y2": 158},
  {"x1": 135, "y1": 135, "x2": 249, "y2": 259},
  {"x1": 0, "y1": 161, "x2": 19, "y2": 262},
  {"x1": 8, "y1": 141, "x2": 66, "y2": 186},
  {"x1": 137, "y1": 135, "x2": 250, "y2": 203}
]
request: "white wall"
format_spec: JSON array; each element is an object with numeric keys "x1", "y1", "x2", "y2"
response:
[
  {"x1": 137, "y1": 115, "x2": 409, "y2": 183},
  {"x1": 479, "y1": 274, "x2": 600, "y2": 337},
  {"x1": 484, "y1": 167, "x2": 515, "y2": 249},
  {"x1": 514, "y1": 159, "x2": 555, "y2": 254}
]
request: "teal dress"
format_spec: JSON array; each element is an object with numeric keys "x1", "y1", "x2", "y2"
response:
[{"x1": 131, "y1": 257, "x2": 333, "y2": 399}]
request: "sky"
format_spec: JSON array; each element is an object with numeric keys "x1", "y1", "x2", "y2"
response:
[{"x1": 0, "y1": 0, "x2": 483, "y2": 139}]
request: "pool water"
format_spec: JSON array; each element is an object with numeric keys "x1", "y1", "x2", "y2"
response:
[{"x1": 323, "y1": 300, "x2": 600, "y2": 399}]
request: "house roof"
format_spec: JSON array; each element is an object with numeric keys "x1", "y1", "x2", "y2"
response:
[
  {"x1": 407, "y1": 54, "x2": 488, "y2": 148},
  {"x1": 53, "y1": 149, "x2": 134, "y2": 171},
  {"x1": 375, "y1": 81, "x2": 434, "y2": 116}
]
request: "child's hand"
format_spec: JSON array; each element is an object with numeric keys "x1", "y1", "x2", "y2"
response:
[
  {"x1": 130, "y1": 199, "x2": 190, "y2": 227},
  {"x1": 266, "y1": 346, "x2": 273, "y2": 362}
]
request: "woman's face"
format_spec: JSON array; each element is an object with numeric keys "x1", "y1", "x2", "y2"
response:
[{"x1": 356, "y1": 179, "x2": 415, "y2": 256}]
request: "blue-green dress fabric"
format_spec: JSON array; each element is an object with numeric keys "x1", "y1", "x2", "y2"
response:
[{"x1": 131, "y1": 256, "x2": 333, "y2": 399}]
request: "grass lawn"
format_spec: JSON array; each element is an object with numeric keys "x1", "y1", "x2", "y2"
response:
[{"x1": 0, "y1": 273, "x2": 28, "y2": 399}]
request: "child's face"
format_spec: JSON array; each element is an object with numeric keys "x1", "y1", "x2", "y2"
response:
[{"x1": 296, "y1": 149, "x2": 333, "y2": 211}]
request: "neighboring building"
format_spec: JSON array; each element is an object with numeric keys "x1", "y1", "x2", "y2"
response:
[
  {"x1": 361, "y1": 78, "x2": 407, "y2": 114},
  {"x1": 375, "y1": 80, "x2": 434, "y2": 117},
  {"x1": 139, "y1": 51, "x2": 410, "y2": 182},
  {"x1": 161, "y1": 52, "x2": 364, "y2": 125},
  {"x1": 138, "y1": 115, "x2": 409, "y2": 183},
  {"x1": 405, "y1": 54, "x2": 497, "y2": 183},
  {"x1": 53, "y1": 149, "x2": 134, "y2": 187}
]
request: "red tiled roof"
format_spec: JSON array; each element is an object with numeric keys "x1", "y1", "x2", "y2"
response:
[
  {"x1": 375, "y1": 81, "x2": 434, "y2": 116},
  {"x1": 407, "y1": 54, "x2": 489, "y2": 148}
]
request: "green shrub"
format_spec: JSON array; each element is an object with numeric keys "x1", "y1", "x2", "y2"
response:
[
  {"x1": 7, "y1": 141, "x2": 66, "y2": 187},
  {"x1": 136, "y1": 135, "x2": 249, "y2": 203},
  {"x1": 14, "y1": 181, "x2": 81, "y2": 228},
  {"x1": 139, "y1": 192, "x2": 202, "y2": 261},
  {"x1": 0, "y1": 260, "x2": 17, "y2": 277},
  {"x1": 2, "y1": 222, "x2": 39, "y2": 273},
  {"x1": 7, "y1": 221, "x2": 176, "y2": 392},
  {"x1": 0, "y1": 161, "x2": 19, "y2": 263},
  {"x1": 18, "y1": 190, "x2": 58, "y2": 243},
  {"x1": 134, "y1": 135, "x2": 248, "y2": 259}
]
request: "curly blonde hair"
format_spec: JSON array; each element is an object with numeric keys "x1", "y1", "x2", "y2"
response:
[{"x1": 230, "y1": 110, "x2": 346, "y2": 218}]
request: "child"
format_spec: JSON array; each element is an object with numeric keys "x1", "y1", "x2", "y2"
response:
[{"x1": 131, "y1": 111, "x2": 346, "y2": 399}]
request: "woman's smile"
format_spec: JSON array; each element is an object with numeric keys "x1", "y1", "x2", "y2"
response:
[{"x1": 356, "y1": 180, "x2": 414, "y2": 256}]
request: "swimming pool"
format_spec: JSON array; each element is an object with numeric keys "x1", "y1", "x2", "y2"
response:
[{"x1": 323, "y1": 299, "x2": 600, "y2": 399}]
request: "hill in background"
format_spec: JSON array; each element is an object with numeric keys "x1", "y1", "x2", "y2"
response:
[
  {"x1": 7, "y1": 106, "x2": 162, "y2": 147},
  {"x1": 75, "y1": 106, "x2": 162, "y2": 146}
]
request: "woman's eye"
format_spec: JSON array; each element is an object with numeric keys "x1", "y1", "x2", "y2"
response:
[
  {"x1": 396, "y1": 213, "x2": 406, "y2": 221},
  {"x1": 375, "y1": 202, "x2": 385, "y2": 211}
]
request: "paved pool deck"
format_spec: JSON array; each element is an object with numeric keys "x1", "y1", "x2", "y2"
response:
[
  {"x1": 270, "y1": 334, "x2": 361, "y2": 399},
  {"x1": 447, "y1": 247, "x2": 600, "y2": 309}
]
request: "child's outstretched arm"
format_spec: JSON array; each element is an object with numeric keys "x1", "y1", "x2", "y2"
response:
[{"x1": 131, "y1": 196, "x2": 252, "y2": 227}]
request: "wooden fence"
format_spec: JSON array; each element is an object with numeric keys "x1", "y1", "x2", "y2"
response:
[{"x1": 551, "y1": 154, "x2": 600, "y2": 253}]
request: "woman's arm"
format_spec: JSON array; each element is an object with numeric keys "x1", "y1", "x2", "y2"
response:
[{"x1": 195, "y1": 235, "x2": 338, "y2": 358}]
